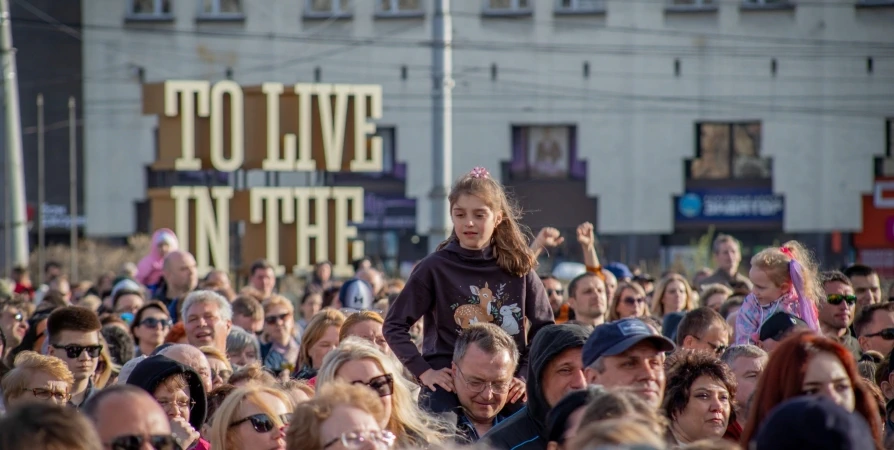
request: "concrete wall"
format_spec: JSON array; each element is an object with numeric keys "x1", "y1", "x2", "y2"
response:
[{"x1": 82, "y1": 0, "x2": 894, "y2": 238}]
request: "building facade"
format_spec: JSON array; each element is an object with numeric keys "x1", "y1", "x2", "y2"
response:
[{"x1": 80, "y1": 0, "x2": 894, "y2": 274}]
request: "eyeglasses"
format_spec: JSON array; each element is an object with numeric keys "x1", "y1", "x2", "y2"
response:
[
  {"x1": 157, "y1": 398, "x2": 196, "y2": 413},
  {"x1": 5, "y1": 311, "x2": 24, "y2": 322},
  {"x1": 622, "y1": 296, "x2": 646, "y2": 306},
  {"x1": 827, "y1": 294, "x2": 857, "y2": 306},
  {"x1": 24, "y1": 387, "x2": 71, "y2": 403},
  {"x1": 264, "y1": 313, "x2": 290, "y2": 325},
  {"x1": 323, "y1": 430, "x2": 397, "y2": 449},
  {"x1": 230, "y1": 413, "x2": 292, "y2": 433},
  {"x1": 52, "y1": 344, "x2": 103, "y2": 359},
  {"x1": 106, "y1": 434, "x2": 177, "y2": 450},
  {"x1": 139, "y1": 317, "x2": 173, "y2": 329},
  {"x1": 865, "y1": 328, "x2": 894, "y2": 340},
  {"x1": 454, "y1": 365, "x2": 511, "y2": 394},
  {"x1": 353, "y1": 374, "x2": 394, "y2": 398},
  {"x1": 211, "y1": 368, "x2": 233, "y2": 381},
  {"x1": 695, "y1": 336, "x2": 728, "y2": 356},
  {"x1": 546, "y1": 289, "x2": 564, "y2": 297}
]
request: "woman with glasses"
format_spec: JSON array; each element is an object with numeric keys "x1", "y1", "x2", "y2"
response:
[
  {"x1": 260, "y1": 295, "x2": 300, "y2": 376},
  {"x1": 131, "y1": 301, "x2": 172, "y2": 357},
  {"x1": 288, "y1": 382, "x2": 395, "y2": 450},
  {"x1": 127, "y1": 355, "x2": 210, "y2": 450},
  {"x1": 607, "y1": 282, "x2": 649, "y2": 322},
  {"x1": 208, "y1": 385, "x2": 293, "y2": 450},
  {"x1": 200, "y1": 346, "x2": 234, "y2": 389},
  {"x1": 316, "y1": 338, "x2": 448, "y2": 448},
  {"x1": 663, "y1": 349, "x2": 737, "y2": 446},
  {"x1": 1, "y1": 351, "x2": 73, "y2": 408}
]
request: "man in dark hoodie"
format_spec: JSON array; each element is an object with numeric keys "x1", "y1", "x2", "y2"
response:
[
  {"x1": 482, "y1": 323, "x2": 589, "y2": 450},
  {"x1": 126, "y1": 355, "x2": 209, "y2": 450}
]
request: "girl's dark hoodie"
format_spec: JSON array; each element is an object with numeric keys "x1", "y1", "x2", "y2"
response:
[
  {"x1": 384, "y1": 240, "x2": 555, "y2": 379},
  {"x1": 482, "y1": 324, "x2": 590, "y2": 450},
  {"x1": 125, "y1": 355, "x2": 208, "y2": 431}
]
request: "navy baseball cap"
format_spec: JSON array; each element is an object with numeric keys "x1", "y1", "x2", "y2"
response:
[{"x1": 582, "y1": 318, "x2": 675, "y2": 367}]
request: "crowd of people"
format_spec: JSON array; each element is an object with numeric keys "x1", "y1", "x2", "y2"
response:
[{"x1": 0, "y1": 165, "x2": 891, "y2": 450}]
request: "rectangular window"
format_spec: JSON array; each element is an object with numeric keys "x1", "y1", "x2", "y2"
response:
[
  {"x1": 377, "y1": 0, "x2": 423, "y2": 16},
  {"x1": 877, "y1": 119, "x2": 893, "y2": 177},
  {"x1": 509, "y1": 125, "x2": 585, "y2": 180},
  {"x1": 199, "y1": 0, "x2": 244, "y2": 18},
  {"x1": 691, "y1": 122, "x2": 771, "y2": 180},
  {"x1": 555, "y1": 0, "x2": 605, "y2": 13},
  {"x1": 127, "y1": 0, "x2": 173, "y2": 19},
  {"x1": 741, "y1": 0, "x2": 794, "y2": 9},
  {"x1": 666, "y1": 0, "x2": 717, "y2": 11},
  {"x1": 668, "y1": 0, "x2": 715, "y2": 5},
  {"x1": 484, "y1": 0, "x2": 533, "y2": 15},
  {"x1": 305, "y1": 0, "x2": 352, "y2": 18}
]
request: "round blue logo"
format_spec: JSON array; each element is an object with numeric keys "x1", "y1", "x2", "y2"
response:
[{"x1": 678, "y1": 193, "x2": 703, "y2": 218}]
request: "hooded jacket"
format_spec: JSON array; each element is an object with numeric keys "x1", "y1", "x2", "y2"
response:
[
  {"x1": 126, "y1": 355, "x2": 208, "y2": 431},
  {"x1": 482, "y1": 324, "x2": 590, "y2": 450}
]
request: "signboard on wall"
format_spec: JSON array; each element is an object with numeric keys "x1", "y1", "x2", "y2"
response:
[
  {"x1": 854, "y1": 179, "x2": 894, "y2": 249},
  {"x1": 143, "y1": 80, "x2": 384, "y2": 277},
  {"x1": 675, "y1": 187, "x2": 784, "y2": 226}
]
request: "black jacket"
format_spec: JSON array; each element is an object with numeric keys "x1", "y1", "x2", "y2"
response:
[
  {"x1": 126, "y1": 355, "x2": 208, "y2": 430},
  {"x1": 482, "y1": 324, "x2": 590, "y2": 450}
]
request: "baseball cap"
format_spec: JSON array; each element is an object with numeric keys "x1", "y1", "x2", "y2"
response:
[
  {"x1": 582, "y1": 318, "x2": 675, "y2": 367},
  {"x1": 605, "y1": 262, "x2": 634, "y2": 281},
  {"x1": 753, "y1": 396, "x2": 875, "y2": 450},
  {"x1": 759, "y1": 312, "x2": 808, "y2": 342}
]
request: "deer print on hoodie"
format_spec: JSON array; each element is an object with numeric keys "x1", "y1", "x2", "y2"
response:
[{"x1": 384, "y1": 240, "x2": 554, "y2": 381}]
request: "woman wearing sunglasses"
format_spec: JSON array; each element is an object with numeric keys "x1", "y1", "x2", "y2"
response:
[
  {"x1": 607, "y1": 282, "x2": 649, "y2": 322},
  {"x1": 208, "y1": 385, "x2": 293, "y2": 450},
  {"x1": 288, "y1": 382, "x2": 395, "y2": 450},
  {"x1": 316, "y1": 338, "x2": 449, "y2": 448},
  {"x1": 131, "y1": 301, "x2": 172, "y2": 357},
  {"x1": 260, "y1": 295, "x2": 300, "y2": 377}
]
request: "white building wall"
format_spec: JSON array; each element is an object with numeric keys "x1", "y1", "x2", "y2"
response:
[{"x1": 83, "y1": 0, "x2": 894, "y2": 238}]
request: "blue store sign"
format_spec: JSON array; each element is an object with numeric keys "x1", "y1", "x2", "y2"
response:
[{"x1": 675, "y1": 188, "x2": 784, "y2": 224}]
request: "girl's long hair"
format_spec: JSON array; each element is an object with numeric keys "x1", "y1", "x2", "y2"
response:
[
  {"x1": 295, "y1": 309, "x2": 346, "y2": 369},
  {"x1": 316, "y1": 337, "x2": 451, "y2": 447},
  {"x1": 608, "y1": 282, "x2": 648, "y2": 322},
  {"x1": 436, "y1": 168, "x2": 536, "y2": 277},
  {"x1": 649, "y1": 273, "x2": 695, "y2": 318},
  {"x1": 750, "y1": 240, "x2": 822, "y2": 309},
  {"x1": 741, "y1": 331, "x2": 882, "y2": 448}
]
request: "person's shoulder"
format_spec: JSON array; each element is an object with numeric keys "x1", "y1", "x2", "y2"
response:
[{"x1": 482, "y1": 407, "x2": 536, "y2": 445}]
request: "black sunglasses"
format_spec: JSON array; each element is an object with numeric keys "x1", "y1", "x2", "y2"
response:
[
  {"x1": 264, "y1": 313, "x2": 290, "y2": 325},
  {"x1": 866, "y1": 328, "x2": 894, "y2": 340},
  {"x1": 546, "y1": 288, "x2": 564, "y2": 296},
  {"x1": 107, "y1": 434, "x2": 177, "y2": 450},
  {"x1": 230, "y1": 413, "x2": 292, "y2": 433},
  {"x1": 622, "y1": 296, "x2": 646, "y2": 306},
  {"x1": 353, "y1": 374, "x2": 394, "y2": 398},
  {"x1": 827, "y1": 294, "x2": 857, "y2": 306},
  {"x1": 52, "y1": 344, "x2": 103, "y2": 359},
  {"x1": 139, "y1": 317, "x2": 173, "y2": 328}
]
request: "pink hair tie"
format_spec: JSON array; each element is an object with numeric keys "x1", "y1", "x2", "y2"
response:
[
  {"x1": 469, "y1": 166, "x2": 490, "y2": 179},
  {"x1": 780, "y1": 247, "x2": 794, "y2": 259}
]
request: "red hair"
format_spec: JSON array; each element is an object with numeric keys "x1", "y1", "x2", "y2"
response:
[
  {"x1": 164, "y1": 322, "x2": 186, "y2": 344},
  {"x1": 741, "y1": 331, "x2": 881, "y2": 448}
]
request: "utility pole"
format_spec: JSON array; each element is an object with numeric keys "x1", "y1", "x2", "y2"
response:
[
  {"x1": 37, "y1": 93, "x2": 44, "y2": 285},
  {"x1": 0, "y1": 0, "x2": 30, "y2": 267},
  {"x1": 428, "y1": 0, "x2": 453, "y2": 253},
  {"x1": 69, "y1": 97, "x2": 78, "y2": 282}
]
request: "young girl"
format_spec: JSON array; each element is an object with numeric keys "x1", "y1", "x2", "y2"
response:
[
  {"x1": 383, "y1": 166, "x2": 554, "y2": 413},
  {"x1": 734, "y1": 241, "x2": 822, "y2": 345}
]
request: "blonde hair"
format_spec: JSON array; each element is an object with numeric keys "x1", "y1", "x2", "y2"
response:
[
  {"x1": 580, "y1": 387, "x2": 668, "y2": 437},
  {"x1": 436, "y1": 168, "x2": 536, "y2": 277},
  {"x1": 199, "y1": 346, "x2": 233, "y2": 371},
  {"x1": 280, "y1": 379, "x2": 315, "y2": 402},
  {"x1": 287, "y1": 382, "x2": 386, "y2": 450},
  {"x1": 651, "y1": 273, "x2": 696, "y2": 317},
  {"x1": 263, "y1": 294, "x2": 295, "y2": 315},
  {"x1": 209, "y1": 385, "x2": 294, "y2": 450},
  {"x1": 339, "y1": 311, "x2": 384, "y2": 342},
  {"x1": 750, "y1": 240, "x2": 822, "y2": 308},
  {"x1": 297, "y1": 309, "x2": 345, "y2": 369},
  {"x1": 568, "y1": 417, "x2": 665, "y2": 449},
  {"x1": 608, "y1": 282, "x2": 648, "y2": 322},
  {"x1": 2, "y1": 351, "x2": 74, "y2": 406},
  {"x1": 316, "y1": 338, "x2": 449, "y2": 448}
]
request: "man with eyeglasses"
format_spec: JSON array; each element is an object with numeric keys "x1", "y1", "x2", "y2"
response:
[
  {"x1": 127, "y1": 355, "x2": 210, "y2": 450},
  {"x1": 83, "y1": 384, "x2": 178, "y2": 450},
  {"x1": 447, "y1": 323, "x2": 519, "y2": 444},
  {"x1": 819, "y1": 271, "x2": 862, "y2": 360},
  {"x1": 675, "y1": 307, "x2": 730, "y2": 357},
  {"x1": 855, "y1": 302, "x2": 894, "y2": 357},
  {"x1": 541, "y1": 276, "x2": 573, "y2": 324},
  {"x1": 1, "y1": 351, "x2": 73, "y2": 409},
  {"x1": 0, "y1": 296, "x2": 29, "y2": 359},
  {"x1": 45, "y1": 306, "x2": 103, "y2": 408}
]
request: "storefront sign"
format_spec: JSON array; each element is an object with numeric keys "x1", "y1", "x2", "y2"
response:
[
  {"x1": 144, "y1": 80, "x2": 383, "y2": 276},
  {"x1": 675, "y1": 188, "x2": 784, "y2": 224},
  {"x1": 855, "y1": 178, "x2": 894, "y2": 249}
]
